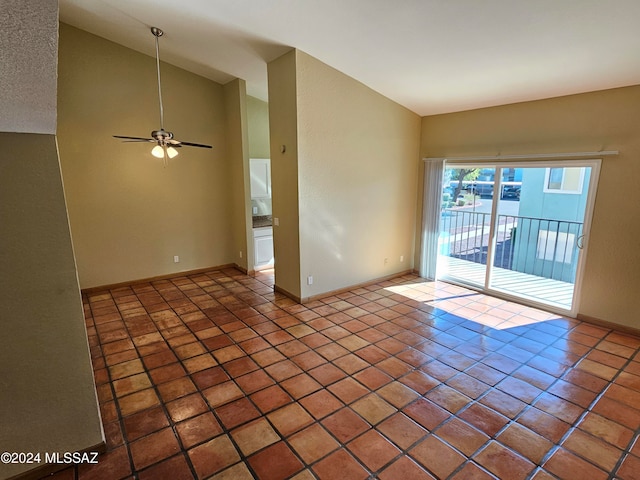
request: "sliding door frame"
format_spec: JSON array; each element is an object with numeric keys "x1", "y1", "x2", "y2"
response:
[{"x1": 435, "y1": 158, "x2": 602, "y2": 317}]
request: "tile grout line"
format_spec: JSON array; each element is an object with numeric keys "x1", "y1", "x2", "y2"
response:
[
  {"x1": 86, "y1": 289, "x2": 140, "y2": 480},
  {"x1": 85, "y1": 272, "x2": 472, "y2": 478},
  {"x1": 78, "y1": 271, "x2": 640, "y2": 480},
  {"x1": 531, "y1": 330, "x2": 640, "y2": 479},
  {"x1": 115, "y1": 281, "x2": 199, "y2": 480},
  {"x1": 391, "y1": 296, "x2": 625, "y2": 478},
  {"x1": 93, "y1": 270, "x2": 259, "y2": 479},
  {"x1": 170, "y1": 270, "x2": 278, "y2": 480},
  {"x1": 131, "y1": 277, "x2": 215, "y2": 480},
  {"x1": 159, "y1": 270, "x2": 365, "y2": 478}
]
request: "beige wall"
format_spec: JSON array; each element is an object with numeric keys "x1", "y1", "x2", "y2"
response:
[
  {"x1": 268, "y1": 50, "x2": 302, "y2": 298},
  {"x1": 0, "y1": 134, "x2": 105, "y2": 479},
  {"x1": 269, "y1": 50, "x2": 421, "y2": 299},
  {"x1": 420, "y1": 85, "x2": 640, "y2": 329},
  {"x1": 247, "y1": 95, "x2": 271, "y2": 158},
  {"x1": 1, "y1": 3, "x2": 103, "y2": 478},
  {"x1": 224, "y1": 79, "x2": 252, "y2": 271},
  {"x1": 58, "y1": 24, "x2": 236, "y2": 288}
]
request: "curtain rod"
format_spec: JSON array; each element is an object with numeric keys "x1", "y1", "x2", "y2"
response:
[{"x1": 424, "y1": 150, "x2": 619, "y2": 162}]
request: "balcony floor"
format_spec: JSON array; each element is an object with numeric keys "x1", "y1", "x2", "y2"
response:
[{"x1": 439, "y1": 256, "x2": 575, "y2": 311}]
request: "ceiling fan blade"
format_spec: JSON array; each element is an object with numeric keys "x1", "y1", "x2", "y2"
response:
[
  {"x1": 113, "y1": 135, "x2": 155, "y2": 142},
  {"x1": 177, "y1": 141, "x2": 213, "y2": 149}
]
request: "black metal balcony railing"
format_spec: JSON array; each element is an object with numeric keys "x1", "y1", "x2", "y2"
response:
[{"x1": 440, "y1": 210, "x2": 584, "y2": 284}]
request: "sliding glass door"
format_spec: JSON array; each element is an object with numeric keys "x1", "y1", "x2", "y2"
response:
[
  {"x1": 439, "y1": 166, "x2": 498, "y2": 287},
  {"x1": 437, "y1": 160, "x2": 600, "y2": 315}
]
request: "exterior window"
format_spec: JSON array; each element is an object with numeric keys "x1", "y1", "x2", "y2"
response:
[
  {"x1": 544, "y1": 167, "x2": 584, "y2": 194},
  {"x1": 537, "y1": 230, "x2": 575, "y2": 263}
]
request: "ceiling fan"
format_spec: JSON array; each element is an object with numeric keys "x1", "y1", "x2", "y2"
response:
[{"x1": 113, "y1": 27, "x2": 212, "y2": 166}]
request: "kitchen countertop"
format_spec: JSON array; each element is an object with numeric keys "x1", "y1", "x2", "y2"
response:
[{"x1": 252, "y1": 215, "x2": 272, "y2": 228}]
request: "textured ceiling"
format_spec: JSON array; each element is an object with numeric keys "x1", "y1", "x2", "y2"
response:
[
  {"x1": 59, "y1": 0, "x2": 640, "y2": 116},
  {"x1": 1, "y1": 0, "x2": 58, "y2": 133}
]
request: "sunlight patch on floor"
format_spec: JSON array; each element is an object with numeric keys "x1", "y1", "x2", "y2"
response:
[{"x1": 384, "y1": 281, "x2": 562, "y2": 331}]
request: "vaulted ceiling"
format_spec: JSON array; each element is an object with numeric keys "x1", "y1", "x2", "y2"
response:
[{"x1": 59, "y1": 0, "x2": 640, "y2": 116}]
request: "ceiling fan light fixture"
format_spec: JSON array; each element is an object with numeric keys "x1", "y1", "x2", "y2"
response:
[
  {"x1": 151, "y1": 145, "x2": 165, "y2": 158},
  {"x1": 167, "y1": 146, "x2": 179, "y2": 158}
]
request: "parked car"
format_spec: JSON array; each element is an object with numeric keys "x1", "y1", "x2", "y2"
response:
[
  {"x1": 501, "y1": 186, "x2": 521, "y2": 199},
  {"x1": 470, "y1": 183, "x2": 494, "y2": 197}
]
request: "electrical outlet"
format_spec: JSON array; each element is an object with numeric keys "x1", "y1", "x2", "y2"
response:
[
  {"x1": 400, "y1": 255, "x2": 404, "y2": 262},
  {"x1": 274, "y1": 217, "x2": 280, "y2": 226},
  {"x1": 307, "y1": 276, "x2": 313, "y2": 285},
  {"x1": 173, "y1": 255, "x2": 180, "y2": 263},
  {"x1": 239, "y1": 251, "x2": 243, "y2": 258}
]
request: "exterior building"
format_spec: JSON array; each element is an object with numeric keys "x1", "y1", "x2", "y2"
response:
[{"x1": 511, "y1": 167, "x2": 591, "y2": 282}]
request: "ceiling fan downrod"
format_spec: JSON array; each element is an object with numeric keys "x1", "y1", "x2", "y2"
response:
[{"x1": 151, "y1": 27, "x2": 165, "y2": 131}]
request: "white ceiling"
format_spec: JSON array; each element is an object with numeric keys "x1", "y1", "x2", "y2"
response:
[{"x1": 59, "y1": 0, "x2": 640, "y2": 116}]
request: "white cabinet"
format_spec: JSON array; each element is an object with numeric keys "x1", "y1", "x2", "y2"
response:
[
  {"x1": 253, "y1": 227, "x2": 274, "y2": 270},
  {"x1": 250, "y1": 158, "x2": 271, "y2": 199}
]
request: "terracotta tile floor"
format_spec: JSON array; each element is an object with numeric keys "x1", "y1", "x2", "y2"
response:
[{"x1": 46, "y1": 268, "x2": 640, "y2": 480}]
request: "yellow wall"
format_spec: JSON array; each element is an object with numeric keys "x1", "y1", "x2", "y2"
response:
[
  {"x1": 224, "y1": 79, "x2": 252, "y2": 272},
  {"x1": 247, "y1": 95, "x2": 271, "y2": 158},
  {"x1": 420, "y1": 85, "x2": 640, "y2": 329},
  {"x1": 58, "y1": 24, "x2": 237, "y2": 288},
  {"x1": 269, "y1": 50, "x2": 421, "y2": 299},
  {"x1": 268, "y1": 50, "x2": 302, "y2": 298}
]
